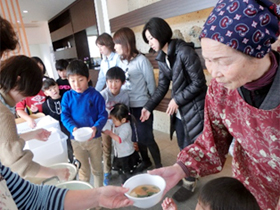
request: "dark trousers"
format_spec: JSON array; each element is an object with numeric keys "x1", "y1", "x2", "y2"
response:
[
  {"x1": 61, "y1": 123, "x2": 74, "y2": 163},
  {"x1": 175, "y1": 117, "x2": 195, "y2": 182},
  {"x1": 130, "y1": 107, "x2": 162, "y2": 167},
  {"x1": 174, "y1": 117, "x2": 193, "y2": 151}
]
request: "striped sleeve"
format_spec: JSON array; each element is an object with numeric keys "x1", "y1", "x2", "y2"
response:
[{"x1": 1, "y1": 163, "x2": 68, "y2": 210}]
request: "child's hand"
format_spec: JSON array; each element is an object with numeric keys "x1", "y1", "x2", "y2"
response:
[
  {"x1": 27, "y1": 118, "x2": 36, "y2": 129},
  {"x1": 103, "y1": 129, "x2": 111, "y2": 136},
  {"x1": 89, "y1": 126, "x2": 97, "y2": 140},
  {"x1": 161, "y1": 197, "x2": 177, "y2": 210},
  {"x1": 133, "y1": 142, "x2": 139, "y2": 152},
  {"x1": 30, "y1": 105, "x2": 38, "y2": 113}
]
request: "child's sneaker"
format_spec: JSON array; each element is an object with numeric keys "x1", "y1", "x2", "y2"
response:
[{"x1": 103, "y1": 172, "x2": 111, "y2": 186}]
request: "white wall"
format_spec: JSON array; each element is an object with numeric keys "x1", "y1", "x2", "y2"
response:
[
  {"x1": 127, "y1": 0, "x2": 160, "y2": 12},
  {"x1": 25, "y1": 21, "x2": 58, "y2": 79},
  {"x1": 106, "y1": 0, "x2": 128, "y2": 19}
]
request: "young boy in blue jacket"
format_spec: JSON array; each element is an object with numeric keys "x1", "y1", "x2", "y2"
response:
[{"x1": 61, "y1": 59, "x2": 107, "y2": 188}]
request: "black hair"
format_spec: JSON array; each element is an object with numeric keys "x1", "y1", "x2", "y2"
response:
[
  {"x1": 55, "y1": 59, "x2": 69, "y2": 71},
  {"x1": 106, "y1": 67, "x2": 126, "y2": 83},
  {"x1": 66, "y1": 59, "x2": 89, "y2": 79},
  {"x1": 32, "y1": 56, "x2": 46, "y2": 74},
  {"x1": 96, "y1": 33, "x2": 115, "y2": 52},
  {"x1": 0, "y1": 55, "x2": 43, "y2": 97},
  {"x1": 42, "y1": 78, "x2": 57, "y2": 91},
  {"x1": 198, "y1": 177, "x2": 260, "y2": 210},
  {"x1": 142, "y1": 17, "x2": 173, "y2": 49},
  {"x1": 0, "y1": 16, "x2": 18, "y2": 56},
  {"x1": 110, "y1": 103, "x2": 130, "y2": 122}
]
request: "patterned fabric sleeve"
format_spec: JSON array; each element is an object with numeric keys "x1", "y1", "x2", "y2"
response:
[
  {"x1": 1, "y1": 163, "x2": 68, "y2": 210},
  {"x1": 177, "y1": 80, "x2": 233, "y2": 177}
]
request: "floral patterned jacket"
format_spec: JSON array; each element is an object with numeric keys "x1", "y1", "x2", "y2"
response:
[{"x1": 178, "y1": 70, "x2": 280, "y2": 210}]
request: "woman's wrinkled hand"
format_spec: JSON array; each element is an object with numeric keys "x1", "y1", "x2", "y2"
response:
[{"x1": 148, "y1": 164, "x2": 185, "y2": 195}]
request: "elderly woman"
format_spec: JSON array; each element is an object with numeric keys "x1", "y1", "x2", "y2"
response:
[{"x1": 149, "y1": 0, "x2": 280, "y2": 209}]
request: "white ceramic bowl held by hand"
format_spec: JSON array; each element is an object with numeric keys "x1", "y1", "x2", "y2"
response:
[
  {"x1": 123, "y1": 173, "x2": 166, "y2": 209},
  {"x1": 73, "y1": 127, "x2": 93, "y2": 142}
]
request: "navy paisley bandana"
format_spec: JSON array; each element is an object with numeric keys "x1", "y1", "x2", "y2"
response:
[{"x1": 200, "y1": 0, "x2": 280, "y2": 58}]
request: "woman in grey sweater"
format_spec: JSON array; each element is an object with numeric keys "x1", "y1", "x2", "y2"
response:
[{"x1": 113, "y1": 27, "x2": 162, "y2": 170}]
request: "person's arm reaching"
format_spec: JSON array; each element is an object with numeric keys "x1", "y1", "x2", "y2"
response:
[
  {"x1": 17, "y1": 109, "x2": 37, "y2": 128},
  {"x1": 19, "y1": 128, "x2": 51, "y2": 141},
  {"x1": 64, "y1": 186, "x2": 133, "y2": 210},
  {"x1": 103, "y1": 130, "x2": 121, "y2": 143},
  {"x1": 36, "y1": 165, "x2": 70, "y2": 181},
  {"x1": 148, "y1": 163, "x2": 186, "y2": 195},
  {"x1": 2, "y1": 162, "x2": 132, "y2": 210}
]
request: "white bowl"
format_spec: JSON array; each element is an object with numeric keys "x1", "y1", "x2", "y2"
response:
[
  {"x1": 73, "y1": 127, "x2": 93, "y2": 142},
  {"x1": 123, "y1": 173, "x2": 166, "y2": 209},
  {"x1": 56, "y1": 180, "x2": 93, "y2": 190},
  {"x1": 49, "y1": 163, "x2": 78, "y2": 181}
]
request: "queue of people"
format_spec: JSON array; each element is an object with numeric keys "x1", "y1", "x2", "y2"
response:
[
  {"x1": 0, "y1": 15, "x2": 132, "y2": 210},
  {"x1": 1, "y1": 0, "x2": 280, "y2": 209}
]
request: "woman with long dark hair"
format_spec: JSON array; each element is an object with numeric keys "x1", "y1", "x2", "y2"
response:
[{"x1": 113, "y1": 27, "x2": 162, "y2": 170}]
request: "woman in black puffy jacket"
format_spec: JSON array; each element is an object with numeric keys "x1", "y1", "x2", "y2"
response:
[
  {"x1": 140, "y1": 17, "x2": 207, "y2": 200},
  {"x1": 140, "y1": 17, "x2": 207, "y2": 151}
]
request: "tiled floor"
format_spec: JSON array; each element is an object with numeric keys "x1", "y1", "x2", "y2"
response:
[{"x1": 102, "y1": 130, "x2": 232, "y2": 210}]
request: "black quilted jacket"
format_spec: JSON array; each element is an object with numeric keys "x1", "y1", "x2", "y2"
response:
[{"x1": 144, "y1": 39, "x2": 207, "y2": 142}]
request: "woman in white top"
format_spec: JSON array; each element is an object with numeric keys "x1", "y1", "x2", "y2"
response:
[{"x1": 95, "y1": 33, "x2": 121, "y2": 91}]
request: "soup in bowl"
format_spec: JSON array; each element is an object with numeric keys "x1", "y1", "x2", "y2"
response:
[{"x1": 123, "y1": 173, "x2": 166, "y2": 209}]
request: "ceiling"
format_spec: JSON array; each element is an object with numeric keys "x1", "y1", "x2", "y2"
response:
[
  {"x1": 15, "y1": 0, "x2": 280, "y2": 28},
  {"x1": 18, "y1": 0, "x2": 76, "y2": 27}
]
